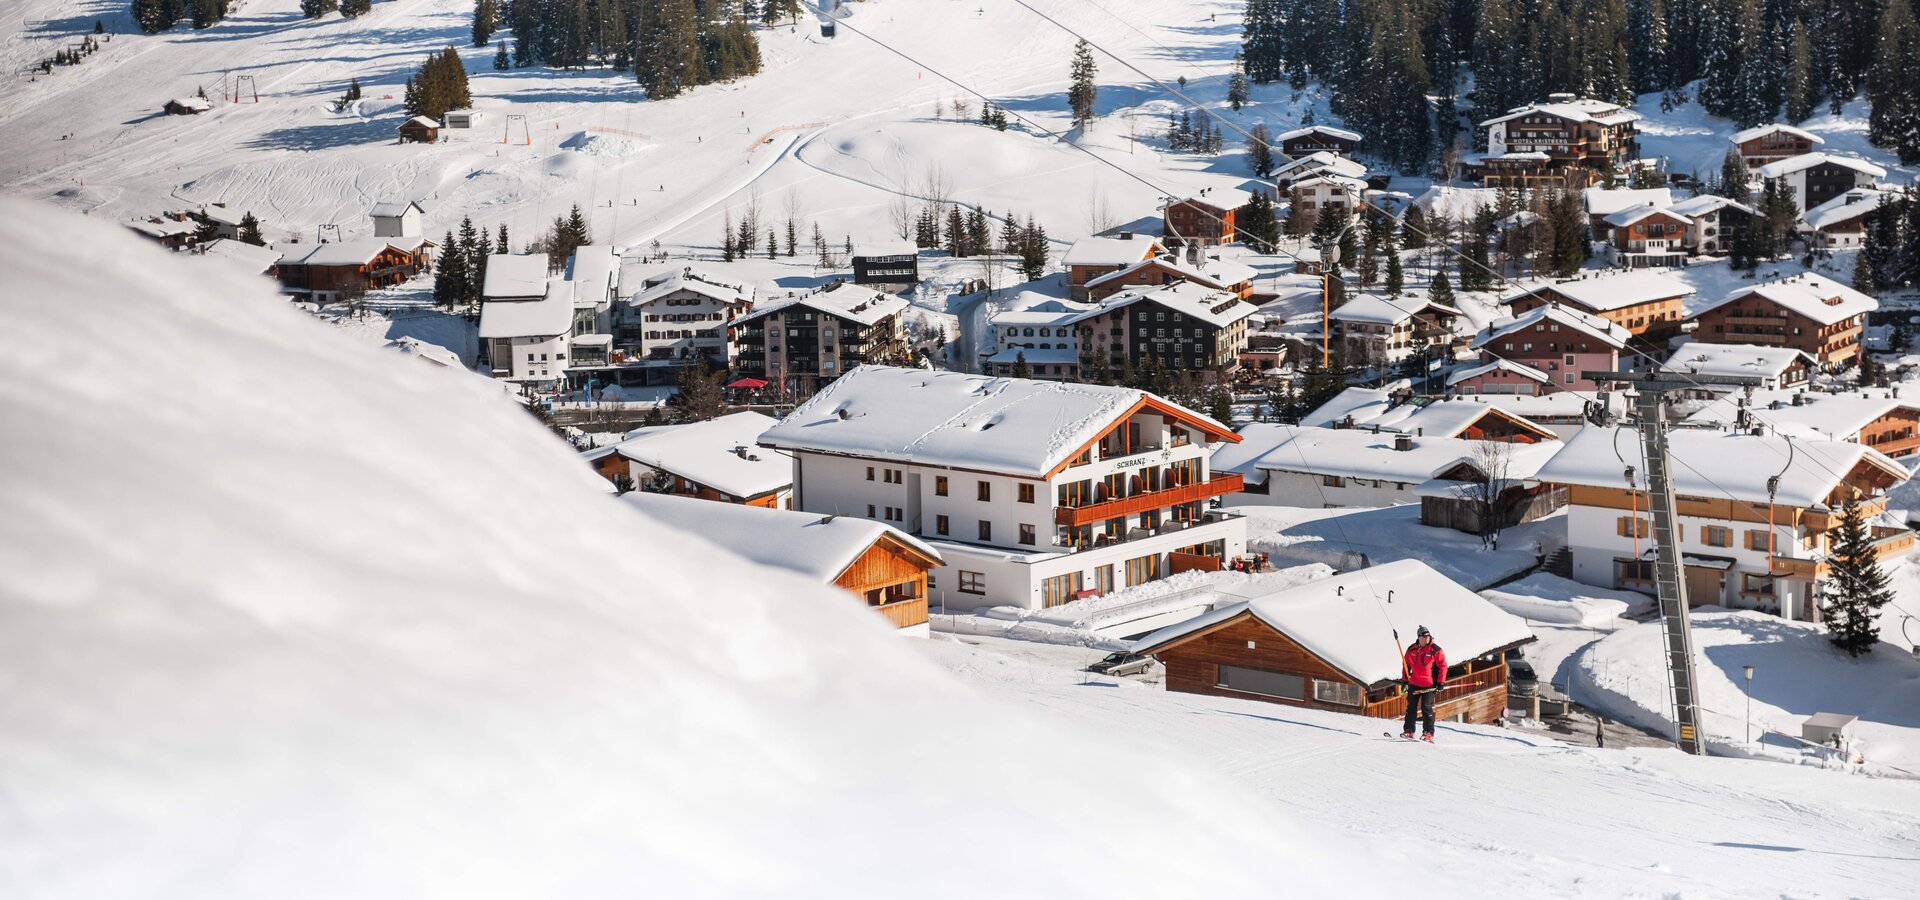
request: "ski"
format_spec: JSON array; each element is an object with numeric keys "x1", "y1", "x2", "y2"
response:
[{"x1": 1383, "y1": 732, "x2": 1434, "y2": 743}]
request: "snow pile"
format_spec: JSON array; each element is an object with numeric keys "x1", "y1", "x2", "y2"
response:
[
  {"x1": 0, "y1": 201, "x2": 1366, "y2": 897},
  {"x1": 1573, "y1": 609, "x2": 1920, "y2": 772},
  {"x1": 559, "y1": 130, "x2": 652, "y2": 159},
  {"x1": 1481, "y1": 573, "x2": 1654, "y2": 627}
]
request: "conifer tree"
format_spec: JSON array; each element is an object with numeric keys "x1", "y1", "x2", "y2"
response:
[
  {"x1": 1716, "y1": 151, "x2": 1752, "y2": 205},
  {"x1": 498, "y1": 223, "x2": 510, "y2": 254},
  {"x1": 1429, "y1": 267, "x2": 1453, "y2": 306},
  {"x1": 1870, "y1": 0, "x2": 1920, "y2": 163},
  {"x1": 566, "y1": 203, "x2": 592, "y2": 248},
  {"x1": 785, "y1": 217, "x2": 798, "y2": 257},
  {"x1": 945, "y1": 206, "x2": 966, "y2": 257},
  {"x1": 1854, "y1": 251, "x2": 1877, "y2": 296},
  {"x1": 301, "y1": 0, "x2": 337, "y2": 19},
  {"x1": 494, "y1": 41, "x2": 510, "y2": 70},
  {"x1": 1068, "y1": 39, "x2": 1098, "y2": 129},
  {"x1": 637, "y1": 0, "x2": 703, "y2": 98},
  {"x1": 1785, "y1": 20, "x2": 1813, "y2": 124},
  {"x1": 1242, "y1": 0, "x2": 1286, "y2": 84},
  {"x1": 1011, "y1": 351, "x2": 1031, "y2": 379},
  {"x1": 191, "y1": 0, "x2": 222, "y2": 29},
  {"x1": 767, "y1": 228, "x2": 777, "y2": 260},
  {"x1": 434, "y1": 229, "x2": 467, "y2": 308},
  {"x1": 1401, "y1": 206, "x2": 1428, "y2": 250},
  {"x1": 339, "y1": 0, "x2": 371, "y2": 19},
  {"x1": 237, "y1": 212, "x2": 263, "y2": 245},
  {"x1": 1018, "y1": 216, "x2": 1049, "y2": 281},
  {"x1": 1383, "y1": 224, "x2": 1403, "y2": 296},
  {"x1": 1247, "y1": 122, "x2": 1274, "y2": 177},
  {"x1": 722, "y1": 211, "x2": 735, "y2": 262},
  {"x1": 473, "y1": 0, "x2": 497, "y2": 47},
  {"x1": 1228, "y1": 49, "x2": 1250, "y2": 111},
  {"x1": 1825, "y1": 496, "x2": 1896, "y2": 656}
]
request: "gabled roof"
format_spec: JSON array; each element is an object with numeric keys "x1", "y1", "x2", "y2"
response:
[
  {"x1": 196, "y1": 205, "x2": 245, "y2": 226},
  {"x1": 628, "y1": 268, "x2": 754, "y2": 310},
  {"x1": 1273, "y1": 152, "x2": 1368, "y2": 181},
  {"x1": 1290, "y1": 172, "x2": 1369, "y2": 192},
  {"x1": 757, "y1": 366, "x2": 1236, "y2": 478},
  {"x1": 1131, "y1": 560, "x2": 1535, "y2": 686},
  {"x1": 1480, "y1": 98, "x2": 1640, "y2": 128},
  {"x1": 1061, "y1": 234, "x2": 1164, "y2": 267},
  {"x1": 852, "y1": 240, "x2": 917, "y2": 258},
  {"x1": 1536, "y1": 427, "x2": 1905, "y2": 508},
  {"x1": 403, "y1": 115, "x2": 440, "y2": 128},
  {"x1": 1446, "y1": 358, "x2": 1551, "y2": 386},
  {"x1": 1604, "y1": 204, "x2": 1690, "y2": 228},
  {"x1": 737, "y1": 283, "x2": 905, "y2": 327},
  {"x1": 1757, "y1": 152, "x2": 1887, "y2": 179},
  {"x1": 1329, "y1": 294, "x2": 1462, "y2": 326},
  {"x1": 589, "y1": 412, "x2": 792, "y2": 499},
  {"x1": 1667, "y1": 194, "x2": 1756, "y2": 218},
  {"x1": 482, "y1": 254, "x2": 552, "y2": 300},
  {"x1": 1212, "y1": 424, "x2": 1563, "y2": 488},
  {"x1": 1804, "y1": 189, "x2": 1899, "y2": 231},
  {"x1": 621, "y1": 493, "x2": 940, "y2": 584},
  {"x1": 1170, "y1": 186, "x2": 1254, "y2": 212},
  {"x1": 369, "y1": 200, "x2": 426, "y2": 218},
  {"x1": 1471, "y1": 303, "x2": 1632, "y2": 350},
  {"x1": 1691, "y1": 272, "x2": 1877, "y2": 326},
  {"x1": 1387, "y1": 401, "x2": 1557, "y2": 442},
  {"x1": 198, "y1": 238, "x2": 282, "y2": 273},
  {"x1": 1064, "y1": 281, "x2": 1258, "y2": 329},
  {"x1": 1299, "y1": 386, "x2": 1394, "y2": 428},
  {"x1": 1583, "y1": 187, "x2": 1673, "y2": 217},
  {"x1": 1277, "y1": 125, "x2": 1362, "y2": 143},
  {"x1": 1731, "y1": 124, "x2": 1823, "y2": 146},
  {"x1": 565, "y1": 245, "x2": 620, "y2": 307},
  {"x1": 1083, "y1": 252, "x2": 1258, "y2": 291},
  {"x1": 1501, "y1": 270, "x2": 1695, "y2": 312},
  {"x1": 287, "y1": 240, "x2": 402, "y2": 267},
  {"x1": 1686, "y1": 388, "x2": 1920, "y2": 441},
  {"x1": 1660, "y1": 342, "x2": 1813, "y2": 381}
]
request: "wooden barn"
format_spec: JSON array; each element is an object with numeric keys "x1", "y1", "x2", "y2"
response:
[
  {"x1": 622, "y1": 492, "x2": 944, "y2": 634},
  {"x1": 276, "y1": 238, "x2": 433, "y2": 303},
  {"x1": 1132, "y1": 560, "x2": 1533, "y2": 724},
  {"x1": 398, "y1": 115, "x2": 440, "y2": 144}
]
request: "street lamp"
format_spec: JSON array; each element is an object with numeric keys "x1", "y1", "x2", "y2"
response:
[{"x1": 1743, "y1": 665, "x2": 1756, "y2": 744}]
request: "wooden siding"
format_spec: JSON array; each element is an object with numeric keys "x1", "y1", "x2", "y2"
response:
[
  {"x1": 1159, "y1": 616, "x2": 1364, "y2": 713},
  {"x1": 1055, "y1": 473, "x2": 1244, "y2": 527},
  {"x1": 832, "y1": 534, "x2": 939, "y2": 629}
]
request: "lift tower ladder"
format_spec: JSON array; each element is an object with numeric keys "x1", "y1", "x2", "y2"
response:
[{"x1": 1584, "y1": 370, "x2": 1765, "y2": 755}]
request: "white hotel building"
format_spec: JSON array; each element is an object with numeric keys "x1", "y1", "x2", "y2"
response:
[{"x1": 758, "y1": 366, "x2": 1248, "y2": 611}]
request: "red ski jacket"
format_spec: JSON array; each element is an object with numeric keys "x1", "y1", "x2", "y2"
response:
[{"x1": 1403, "y1": 642, "x2": 1447, "y2": 689}]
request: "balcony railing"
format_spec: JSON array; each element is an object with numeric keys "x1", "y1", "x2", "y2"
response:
[
  {"x1": 873, "y1": 596, "x2": 928, "y2": 628},
  {"x1": 1770, "y1": 525, "x2": 1914, "y2": 580},
  {"x1": 1055, "y1": 473, "x2": 1244, "y2": 528},
  {"x1": 1059, "y1": 509, "x2": 1243, "y2": 553}
]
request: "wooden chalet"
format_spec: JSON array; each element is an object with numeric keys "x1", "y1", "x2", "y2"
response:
[
  {"x1": 276, "y1": 238, "x2": 433, "y2": 303},
  {"x1": 1277, "y1": 125, "x2": 1361, "y2": 158},
  {"x1": 622, "y1": 492, "x2": 943, "y2": 632},
  {"x1": 164, "y1": 97, "x2": 211, "y2": 116},
  {"x1": 1504, "y1": 270, "x2": 1694, "y2": 341},
  {"x1": 1686, "y1": 273, "x2": 1876, "y2": 369},
  {"x1": 582, "y1": 412, "x2": 793, "y2": 507},
  {"x1": 1731, "y1": 124, "x2": 1822, "y2": 169},
  {"x1": 1162, "y1": 187, "x2": 1253, "y2": 248},
  {"x1": 1473, "y1": 94, "x2": 1641, "y2": 187},
  {"x1": 1083, "y1": 249, "x2": 1257, "y2": 302},
  {"x1": 1062, "y1": 233, "x2": 1165, "y2": 301},
  {"x1": 1132, "y1": 560, "x2": 1533, "y2": 724},
  {"x1": 398, "y1": 115, "x2": 440, "y2": 144}
]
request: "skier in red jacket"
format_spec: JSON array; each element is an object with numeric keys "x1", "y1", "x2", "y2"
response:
[{"x1": 1401, "y1": 626, "x2": 1447, "y2": 741}]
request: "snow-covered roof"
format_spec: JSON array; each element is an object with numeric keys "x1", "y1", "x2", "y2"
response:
[
  {"x1": 1731, "y1": 124, "x2": 1823, "y2": 146},
  {"x1": 1604, "y1": 204, "x2": 1689, "y2": 228},
  {"x1": 1062, "y1": 234, "x2": 1163, "y2": 267},
  {"x1": 1300, "y1": 387, "x2": 1394, "y2": 428},
  {"x1": 853, "y1": 240, "x2": 917, "y2": 258},
  {"x1": 287, "y1": 239, "x2": 398, "y2": 267},
  {"x1": 197, "y1": 238, "x2": 281, "y2": 273},
  {"x1": 1804, "y1": 189, "x2": 1899, "y2": 231},
  {"x1": 1277, "y1": 125, "x2": 1362, "y2": 143},
  {"x1": 565, "y1": 245, "x2": 620, "y2": 305},
  {"x1": 1471, "y1": 303, "x2": 1632, "y2": 350},
  {"x1": 368, "y1": 199, "x2": 425, "y2": 218},
  {"x1": 1064, "y1": 281, "x2": 1258, "y2": 329},
  {"x1": 404, "y1": 115, "x2": 440, "y2": 128},
  {"x1": 1290, "y1": 172, "x2": 1369, "y2": 192},
  {"x1": 1757, "y1": 152, "x2": 1886, "y2": 179},
  {"x1": 1446, "y1": 358, "x2": 1551, "y2": 386},
  {"x1": 1480, "y1": 98, "x2": 1640, "y2": 128},
  {"x1": 1171, "y1": 186, "x2": 1254, "y2": 212},
  {"x1": 737, "y1": 283, "x2": 906, "y2": 327},
  {"x1": 1273, "y1": 152, "x2": 1369, "y2": 181},
  {"x1": 628, "y1": 270, "x2": 751, "y2": 309},
  {"x1": 758, "y1": 366, "x2": 1235, "y2": 478},
  {"x1": 1686, "y1": 388, "x2": 1920, "y2": 442},
  {"x1": 1329, "y1": 294, "x2": 1461, "y2": 326},
  {"x1": 168, "y1": 96, "x2": 211, "y2": 111},
  {"x1": 1536, "y1": 427, "x2": 1905, "y2": 508},
  {"x1": 1692, "y1": 272, "x2": 1877, "y2": 327},
  {"x1": 1667, "y1": 194, "x2": 1756, "y2": 218},
  {"x1": 196, "y1": 204, "x2": 245, "y2": 226},
  {"x1": 592, "y1": 412, "x2": 792, "y2": 499},
  {"x1": 991, "y1": 306, "x2": 1087, "y2": 328},
  {"x1": 621, "y1": 493, "x2": 940, "y2": 583},
  {"x1": 1133, "y1": 560, "x2": 1535, "y2": 686},
  {"x1": 1660, "y1": 342, "x2": 1813, "y2": 382},
  {"x1": 478, "y1": 278, "x2": 574, "y2": 339},
  {"x1": 1213, "y1": 424, "x2": 1563, "y2": 488},
  {"x1": 128, "y1": 218, "x2": 196, "y2": 238},
  {"x1": 1387, "y1": 401, "x2": 1555, "y2": 441},
  {"x1": 386, "y1": 335, "x2": 464, "y2": 368},
  {"x1": 481, "y1": 254, "x2": 553, "y2": 300},
  {"x1": 1083, "y1": 252, "x2": 1258, "y2": 291},
  {"x1": 1583, "y1": 187, "x2": 1673, "y2": 217},
  {"x1": 1502, "y1": 270, "x2": 1694, "y2": 312}
]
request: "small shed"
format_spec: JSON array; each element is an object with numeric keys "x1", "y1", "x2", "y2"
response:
[
  {"x1": 164, "y1": 97, "x2": 211, "y2": 116},
  {"x1": 398, "y1": 116, "x2": 441, "y2": 144},
  {"x1": 442, "y1": 108, "x2": 483, "y2": 129},
  {"x1": 1801, "y1": 712, "x2": 1858, "y2": 748}
]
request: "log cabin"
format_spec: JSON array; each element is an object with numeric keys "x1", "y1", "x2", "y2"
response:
[
  {"x1": 1132, "y1": 560, "x2": 1534, "y2": 725},
  {"x1": 621, "y1": 492, "x2": 942, "y2": 633}
]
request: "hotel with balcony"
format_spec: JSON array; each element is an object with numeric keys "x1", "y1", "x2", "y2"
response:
[{"x1": 757, "y1": 366, "x2": 1247, "y2": 611}]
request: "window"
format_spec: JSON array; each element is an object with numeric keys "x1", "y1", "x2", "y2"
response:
[
  {"x1": 935, "y1": 476, "x2": 949, "y2": 496},
  {"x1": 935, "y1": 514, "x2": 949, "y2": 536},
  {"x1": 1125, "y1": 554, "x2": 1160, "y2": 586},
  {"x1": 1216, "y1": 665, "x2": 1305, "y2": 700},
  {"x1": 1701, "y1": 525, "x2": 1731, "y2": 548},
  {"x1": 1094, "y1": 564, "x2": 1114, "y2": 595},
  {"x1": 1322, "y1": 474, "x2": 1345, "y2": 488},
  {"x1": 1019, "y1": 524, "x2": 1036, "y2": 545},
  {"x1": 978, "y1": 520, "x2": 992, "y2": 541},
  {"x1": 1741, "y1": 572, "x2": 1776, "y2": 596},
  {"x1": 1017, "y1": 483, "x2": 1035, "y2": 504},
  {"x1": 958, "y1": 571, "x2": 986, "y2": 595},
  {"x1": 1041, "y1": 572, "x2": 1083, "y2": 608},
  {"x1": 1616, "y1": 516, "x2": 1649, "y2": 538},
  {"x1": 867, "y1": 504, "x2": 876, "y2": 518},
  {"x1": 1313, "y1": 679, "x2": 1363, "y2": 707},
  {"x1": 1615, "y1": 558, "x2": 1653, "y2": 589},
  {"x1": 977, "y1": 481, "x2": 992, "y2": 501},
  {"x1": 866, "y1": 466, "x2": 875, "y2": 481},
  {"x1": 1746, "y1": 529, "x2": 1772, "y2": 551}
]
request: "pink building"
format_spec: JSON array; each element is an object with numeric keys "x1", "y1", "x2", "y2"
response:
[{"x1": 1458, "y1": 304, "x2": 1630, "y2": 395}]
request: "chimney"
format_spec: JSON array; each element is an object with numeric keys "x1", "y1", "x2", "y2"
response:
[
  {"x1": 1793, "y1": 392, "x2": 1805, "y2": 406},
  {"x1": 1393, "y1": 434, "x2": 1414, "y2": 452},
  {"x1": 1119, "y1": 231, "x2": 1133, "y2": 241}
]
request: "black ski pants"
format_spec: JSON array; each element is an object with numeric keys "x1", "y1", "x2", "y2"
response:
[{"x1": 1403, "y1": 687, "x2": 1436, "y2": 735}]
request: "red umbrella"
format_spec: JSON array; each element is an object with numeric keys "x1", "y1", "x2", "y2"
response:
[{"x1": 725, "y1": 377, "x2": 769, "y2": 390}]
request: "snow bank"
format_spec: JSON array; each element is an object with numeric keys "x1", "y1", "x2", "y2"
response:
[
  {"x1": 1482, "y1": 574, "x2": 1654, "y2": 627},
  {"x1": 0, "y1": 201, "x2": 1368, "y2": 897},
  {"x1": 1573, "y1": 609, "x2": 1920, "y2": 773}
]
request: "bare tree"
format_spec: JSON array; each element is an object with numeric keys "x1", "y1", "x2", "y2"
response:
[
  {"x1": 919, "y1": 162, "x2": 951, "y2": 207},
  {"x1": 934, "y1": 97, "x2": 946, "y2": 120},
  {"x1": 1084, "y1": 189, "x2": 1118, "y2": 235},
  {"x1": 888, "y1": 191, "x2": 916, "y2": 241},
  {"x1": 739, "y1": 189, "x2": 764, "y2": 249},
  {"x1": 952, "y1": 95, "x2": 972, "y2": 121},
  {"x1": 1462, "y1": 440, "x2": 1516, "y2": 550}
]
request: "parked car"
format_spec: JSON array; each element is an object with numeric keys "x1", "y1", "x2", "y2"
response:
[
  {"x1": 1088, "y1": 651, "x2": 1155, "y2": 677},
  {"x1": 1505, "y1": 647, "x2": 1538, "y2": 699}
]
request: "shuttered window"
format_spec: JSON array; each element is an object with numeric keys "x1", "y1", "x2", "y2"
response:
[{"x1": 1217, "y1": 665, "x2": 1305, "y2": 700}]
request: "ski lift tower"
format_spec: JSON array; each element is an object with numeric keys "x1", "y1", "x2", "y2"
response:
[{"x1": 1584, "y1": 369, "x2": 1767, "y2": 755}]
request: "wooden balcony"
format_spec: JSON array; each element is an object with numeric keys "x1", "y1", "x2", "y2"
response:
[
  {"x1": 873, "y1": 596, "x2": 928, "y2": 629},
  {"x1": 1363, "y1": 659, "x2": 1508, "y2": 720},
  {"x1": 1770, "y1": 526, "x2": 1914, "y2": 580},
  {"x1": 1054, "y1": 473, "x2": 1243, "y2": 528}
]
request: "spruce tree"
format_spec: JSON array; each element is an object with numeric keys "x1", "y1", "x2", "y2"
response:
[
  {"x1": 494, "y1": 41, "x2": 510, "y2": 70},
  {"x1": 1717, "y1": 151, "x2": 1752, "y2": 205},
  {"x1": 1383, "y1": 224, "x2": 1403, "y2": 296},
  {"x1": 1854, "y1": 251, "x2": 1878, "y2": 296},
  {"x1": 767, "y1": 228, "x2": 777, "y2": 260},
  {"x1": 1247, "y1": 122, "x2": 1274, "y2": 177},
  {"x1": 1228, "y1": 49, "x2": 1250, "y2": 111},
  {"x1": 301, "y1": 0, "x2": 337, "y2": 19},
  {"x1": 566, "y1": 203, "x2": 592, "y2": 248},
  {"x1": 1824, "y1": 496, "x2": 1896, "y2": 656},
  {"x1": 945, "y1": 206, "x2": 966, "y2": 257},
  {"x1": 1068, "y1": 39, "x2": 1098, "y2": 129},
  {"x1": 1870, "y1": 0, "x2": 1920, "y2": 164},
  {"x1": 1242, "y1": 0, "x2": 1286, "y2": 84},
  {"x1": 434, "y1": 229, "x2": 466, "y2": 308},
  {"x1": 498, "y1": 223, "x2": 510, "y2": 254},
  {"x1": 472, "y1": 0, "x2": 496, "y2": 47},
  {"x1": 1012, "y1": 351, "x2": 1032, "y2": 379},
  {"x1": 785, "y1": 217, "x2": 798, "y2": 257},
  {"x1": 340, "y1": 0, "x2": 371, "y2": 19},
  {"x1": 1429, "y1": 267, "x2": 1453, "y2": 306},
  {"x1": 1785, "y1": 21, "x2": 1813, "y2": 124},
  {"x1": 722, "y1": 211, "x2": 736, "y2": 262},
  {"x1": 1018, "y1": 216, "x2": 1049, "y2": 281},
  {"x1": 237, "y1": 212, "x2": 263, "y2": 245}
]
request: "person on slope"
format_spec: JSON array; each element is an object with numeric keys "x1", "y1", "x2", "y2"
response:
[{"x1": 1401, "y1": 626, "x2": 1447, "y2": 742}]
